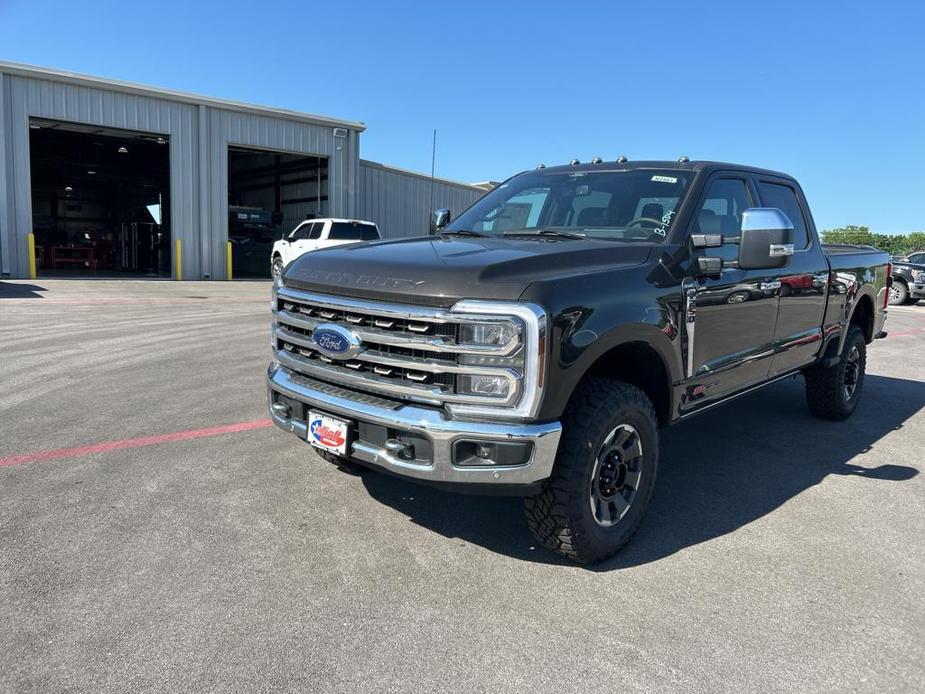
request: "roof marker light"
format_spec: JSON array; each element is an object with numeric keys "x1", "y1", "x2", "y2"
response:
[
  {"x1": 616, "y1": 155, "x2": 628, "y2": 164},
  {"x1": 678, "y1": 155, "x2": 690, "y2": 163},
  {"x1": 536, "y1": 163, "x2": 546, "y2": 169},
  {"x1": 569, "y1": 159, "x2": 580, "y2": 166},
  {"x1": 591, "y1": 157, "x2": 603, "y2": 164}
]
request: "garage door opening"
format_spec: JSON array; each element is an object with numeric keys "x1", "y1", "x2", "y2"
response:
[
  {"x1": 29, "y1": 119, "x2": 171, "y2": 277},
  {"x1": 228, "y1": 146, "x2": 327, "y2": 277}
]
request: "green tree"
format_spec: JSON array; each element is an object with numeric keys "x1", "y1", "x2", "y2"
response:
[{"x1": 820, "y1": 226, "x2": 925, "y2": 256}]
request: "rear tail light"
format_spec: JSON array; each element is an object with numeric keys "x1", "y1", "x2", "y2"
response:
[{"x1": 884, "y1": 263, "x2": 893, "y2": 309}]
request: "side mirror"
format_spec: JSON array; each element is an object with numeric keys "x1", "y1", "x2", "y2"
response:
[
  {"x1": 430, "y1": 208, "x2": 451, "y2": 235},
  {"x1": 738, "y1": 208, "x2": 794, "y2": 270}
]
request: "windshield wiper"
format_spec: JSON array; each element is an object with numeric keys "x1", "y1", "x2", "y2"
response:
[
  {"x1": 502, "y1": 229, "x2": 587, "y2": 240},
  {"x1": 438, "y1": 229, "x2": 490, "y2": 238}
]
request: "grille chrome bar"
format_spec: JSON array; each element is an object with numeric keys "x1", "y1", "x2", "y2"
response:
[
  {"x1": 274, "y1": 309, "x2": 517, "y2": 356},
  {"x1": 276, "y1": 351, "x2": 516, "y2": 406},
  {"x1": 274, "y1": 325, "x2": 518, "y2": 379}
]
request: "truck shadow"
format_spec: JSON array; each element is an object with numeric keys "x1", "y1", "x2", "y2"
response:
[
  {"x1": 0, "y1": 282, "x2": 47, "y2": 298},
  {"x1": 361, "y1": 374, "x2": 922, "y2": 569}
]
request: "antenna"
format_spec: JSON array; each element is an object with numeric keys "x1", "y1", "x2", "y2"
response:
[{"x1": 429, "y1": 129, "x2": 437, "y2": 221}]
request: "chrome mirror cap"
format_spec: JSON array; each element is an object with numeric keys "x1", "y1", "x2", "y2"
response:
[{"x1": 740, "y1": 207, "x2": 794, "y2": 233}]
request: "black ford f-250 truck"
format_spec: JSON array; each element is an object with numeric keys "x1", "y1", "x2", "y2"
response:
[{"x1": 267, "y1": 159, "x2": 890, "y2": 564}]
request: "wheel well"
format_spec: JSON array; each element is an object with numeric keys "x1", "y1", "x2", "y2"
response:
[
  {"x1": 851, "y1": 294, "x2": 874, "y2": 342},
  {"x1": 582, "y1": 342, "x2": 671, "y2": 426},
  {"x1": 272, "y1": 252, "x2": 282, "y2": 260},
  {"x1": 894, "y1": 276, "x2": 908, "y2": 287}
]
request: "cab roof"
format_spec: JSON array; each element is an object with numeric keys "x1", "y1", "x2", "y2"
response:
[{"x1": 530, "y1": 159, "x2": 795, "y2": 181}]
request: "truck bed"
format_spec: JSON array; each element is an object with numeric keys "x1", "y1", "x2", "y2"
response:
[{"x1": 822, "y1": 243, "x2": 883, "y2": 257}]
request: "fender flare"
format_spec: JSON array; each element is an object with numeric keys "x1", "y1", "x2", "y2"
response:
[{"x1": 550, "y1": 321, "x2": 682, "y2": 422}]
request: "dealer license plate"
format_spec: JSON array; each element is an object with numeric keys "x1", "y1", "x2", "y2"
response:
[{"x1": 307, "y1": 411, "x2": 350, "y2": 455}]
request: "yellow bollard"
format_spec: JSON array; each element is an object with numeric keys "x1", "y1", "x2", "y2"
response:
[
  {"x1": 226, "y1": 241, "x2": 233, "y2": 281},
  {"x1": 27, "y1": 233, "x2": 37, "y2": 279},
  {"x1": 175, "y1": 239, "x2": 182, "y2": 280}
]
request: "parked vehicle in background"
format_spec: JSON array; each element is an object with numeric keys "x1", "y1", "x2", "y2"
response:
[
  {"x1": 266, "y1": 158, "x2": 890, "y2": 564},
  {"x1": 888, "y1": 252, "x2": 925, "y2": 305},
  {"x1": 271, "y1": 218, "x2": 380, "y2": 279}
]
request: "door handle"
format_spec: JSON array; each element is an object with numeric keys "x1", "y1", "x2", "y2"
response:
[{"x1": 761, "y1": 280, "x2": 782, "y2": 292}]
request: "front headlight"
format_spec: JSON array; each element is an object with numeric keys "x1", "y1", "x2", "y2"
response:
[
  {"x1": 456, "y1": 373, "x2": 513, "y2": 398},
  {"x1": 457, "y1": 321, "x2": 518, "y2": 347},
  {"x1": 447, "y1": 300, "x2": 546, "y2": 421}
]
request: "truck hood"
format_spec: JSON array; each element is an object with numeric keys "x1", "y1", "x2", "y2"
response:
[{"x1": 282, "y1": 236, "x2": 654, "y2": 307}]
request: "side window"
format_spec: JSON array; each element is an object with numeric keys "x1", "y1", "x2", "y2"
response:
[
  {"x1": 907, "y1": 252, "x2": 925, "y2": 264},
  {"x1": 695, "y1": 178, "x2": 751, "y2": 236},
  {"x1": 289, "y1": 223, "x2": 309, "y2": 240},
  {"x1": 757, "y1": 182, "x2": 809, "y2": 249},
  {"x1": 328, "y1": 222, "x2": 378, "y2": 241},
  {"x1": 307, "y1": 223, "x2": 323, "y2": 240}
]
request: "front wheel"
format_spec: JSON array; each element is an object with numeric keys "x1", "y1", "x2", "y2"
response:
[
  {"x1": 524, "y1": 379, "x2": 659, "y2": 564},
  {"x1": 804, "y1": 324, "x2": 867, "y2": 421},
  {"x1": 271, "y1": 255, "x2": 284, "y2": 280}
]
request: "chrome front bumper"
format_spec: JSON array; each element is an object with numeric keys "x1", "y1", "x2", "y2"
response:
[{"x1": 267, "y1": 364, "x2": 562, "y2": 487}]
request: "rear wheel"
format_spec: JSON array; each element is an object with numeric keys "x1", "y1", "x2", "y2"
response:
[
  {"x1": 524, "y1": 379, "x2": 659, "y2": 564},
  {"x1": 888, "y1": 280, "x2": 908, "y2": 305},
  {"x1": 804, "y1": 324, "x2": 867, "y2": 420}
]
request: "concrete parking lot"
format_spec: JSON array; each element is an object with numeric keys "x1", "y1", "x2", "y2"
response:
[{"x1": 1, "y1": 279, "x2": 923, "y2": 693}]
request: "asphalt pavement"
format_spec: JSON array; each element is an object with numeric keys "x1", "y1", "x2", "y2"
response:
[{"x1": 1, "y1": 279, "x2": 923, "y2": 693}]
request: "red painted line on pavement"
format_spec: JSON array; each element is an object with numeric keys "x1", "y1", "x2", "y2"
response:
[
  {"x1": 0, "y1": 298, "x2": 268, "y2": 305},
  {"x1": 0, "y1": 419, "x2": 273, "y2": 469}
]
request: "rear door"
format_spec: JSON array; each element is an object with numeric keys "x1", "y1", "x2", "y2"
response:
[
  {"x1": 683, "y1": 174, "x2": 783, "y2": 406},
  {"x1": 759, "y1": 178, "x2": 830, "y2": 376}
]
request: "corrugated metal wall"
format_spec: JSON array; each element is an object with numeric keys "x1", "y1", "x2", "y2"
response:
[
  {"x1": 0, "y1": 65, "x2": 484, "y2": 280},
  {"x1": 0, "y1": 68, "x2": 360, "y2": 279},
  {"x1": 357, "y1": 160, "x2": 484, "y2": 239}
]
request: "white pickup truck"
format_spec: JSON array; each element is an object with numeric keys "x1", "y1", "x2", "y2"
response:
[{"x1": 271, "y1": 218, "x2": 380, "y2": 279}]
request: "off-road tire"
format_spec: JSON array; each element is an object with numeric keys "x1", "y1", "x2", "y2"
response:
[
  {"x1": 524, "y1": 379, "x2": 659, "y2": 564},
  {"x1": 804, "y1": 324, "x2": 867, "y2": 421}
]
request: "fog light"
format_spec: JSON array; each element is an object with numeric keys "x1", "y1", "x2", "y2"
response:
[
  {"x1": 453, "y1": 440, "x2": 534, "y2": 467},
  {"x1": 457, "y1": 374, "x2": 511, "y2": 397}
]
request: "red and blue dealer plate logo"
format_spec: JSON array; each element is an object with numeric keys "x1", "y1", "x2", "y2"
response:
[{"x1": 308, "y1": 411, "x2": 348, "y2": 455}]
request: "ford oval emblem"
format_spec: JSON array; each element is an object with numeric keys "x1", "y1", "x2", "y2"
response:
[{"x1": 311, "y1": 323, "x2": 362, "y2": 360}]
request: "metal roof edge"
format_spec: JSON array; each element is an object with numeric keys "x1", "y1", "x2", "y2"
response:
[
  {"x1": 0, "y1": 60, "x2": 367, "y2": 132},
  {"x1": 360, "y1": 159, "x2": 484, "y2": 192}
]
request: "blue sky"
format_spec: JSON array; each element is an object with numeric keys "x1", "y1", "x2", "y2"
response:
[{"x1": 1, "y1": 0, "x2": 922, "y2": 233}]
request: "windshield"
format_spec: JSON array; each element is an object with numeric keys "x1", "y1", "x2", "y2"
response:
[{"x1": 445, "y1": 169, "x2": 692, "y2": 242}]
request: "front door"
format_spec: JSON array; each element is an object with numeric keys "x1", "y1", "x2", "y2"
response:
[
  {"x1": 291, "y1": 221, "x2": 320, "y2": 258},
  {"x1": 683, "y1": 176, "x2": 782, "y2": 408}
]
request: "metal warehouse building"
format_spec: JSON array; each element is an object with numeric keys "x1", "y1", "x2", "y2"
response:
[{"x1": 0, "y1": 61, "x2": 484, "y2": 280}]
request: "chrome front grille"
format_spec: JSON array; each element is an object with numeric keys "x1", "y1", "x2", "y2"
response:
[{"x1": 272, "y1": 287, "x2": 524, "y2": 408}]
